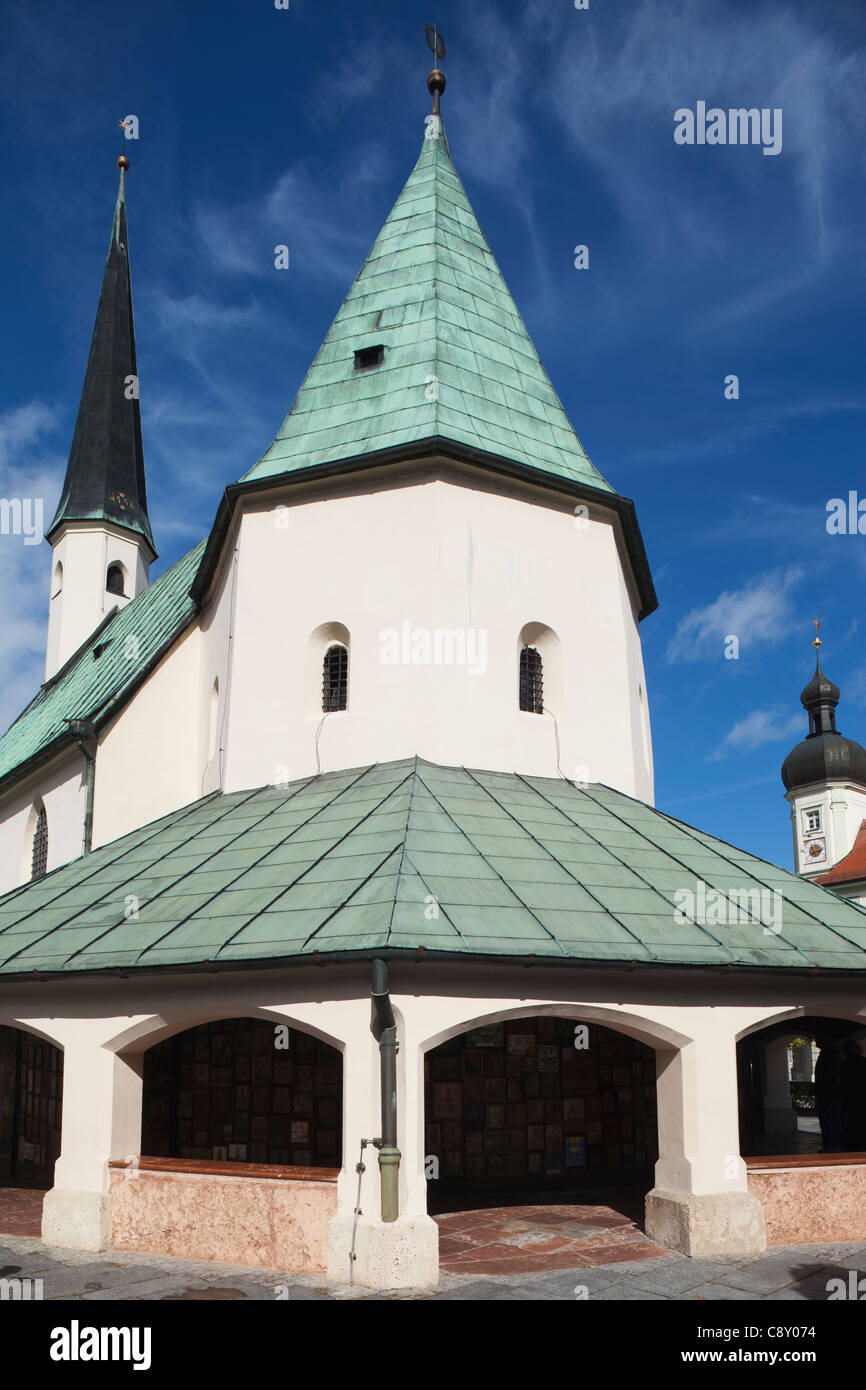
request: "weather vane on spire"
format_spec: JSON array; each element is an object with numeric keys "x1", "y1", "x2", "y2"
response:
[
  {"x1": 813, "y1": 616, "x2": 822, "y2": 652},
  {"x1": 117, "y1": 118, "x2": 131, "y2": 173},
  {"x1": 425, "y1": 23, "x2": 446, "y2": 116}
]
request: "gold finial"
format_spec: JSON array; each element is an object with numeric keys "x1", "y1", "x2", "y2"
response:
[
  {"x1": 812, "y1": 616, "x2": 822, "y2": 652},
  {"x1": 424, "y1": 23, "x2": 446, "y2": 115},
  {"x1": 117, "y1": 155, "x2": 130, "y2": 171}
]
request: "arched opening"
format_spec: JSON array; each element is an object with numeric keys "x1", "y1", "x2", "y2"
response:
[
  {"x1": 424, "y1": 1015, "x2": 658, "y2": 1266},
  {"x1": 306, "y1": 622, "x2": 350, "y2": 718},
  {"x1": 517, "y1": 622, "x2": 562, "y2": 716},
  {"x1": 106, "y1": 563, "x2": 126, "y2": 597},
  {"x1": 141, "y1": 1017, "x2": 342, "y2": 1168},
  {"x1": 738, "y1": 1015, "x2": 866, "y2": 1158},
  {"x1": 322, "y1": 644, "x2": 348, "y2": 713},
  {"x1": 30, "y1": 803, "x2": 48, "y2": 881},
  {"x1": 0, "y1": 1026, "x2": 64, "y2": 1235},
  {"x1": 51, "y1": 561, "x2": 63, "y2": 598}
]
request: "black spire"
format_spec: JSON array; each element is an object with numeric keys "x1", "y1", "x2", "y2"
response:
[{"x1": 46, "y1": 158, "x2": 156, "y2": 556}]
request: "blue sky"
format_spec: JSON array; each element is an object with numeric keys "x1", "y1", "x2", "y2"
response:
[{"x1": 1, "y1": 0, "x2": 865, "y2": 871}]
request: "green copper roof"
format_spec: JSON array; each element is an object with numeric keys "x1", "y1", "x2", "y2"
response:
[
  {"x1": 2, "y1": 758, "x2": 865, "y2": 979},
  {"x1": 47, "y1": 168, "x2": 156, "y2": 554},
  {"x1": 0, "y1": 542, "x2": 203, "y2": 789},
  {"x1": 243, "y1": 126, "x2": 612, "y2": 491}
]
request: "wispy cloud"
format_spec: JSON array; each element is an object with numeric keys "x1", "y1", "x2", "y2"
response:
[
  {"x1": 0, "y1": 401, "x2": 64, "y2": 733},
  {"x1": 708, "y1": 706, "x2": 803, "y2": 761},
  {"x1": 667, "y1": 566, "x2": 803, "y2": 662},
  {"x1": 627, "y1": 399, "x2": 866, "y2": 468},
  {"x1": 545, "y1": 0, "x2": 866, "y2": 334}
]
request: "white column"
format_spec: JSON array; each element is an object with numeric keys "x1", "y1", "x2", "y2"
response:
[
  {"x1": 326, "y1": 1000, "x2": 439, "y2": 1289},
  {"x1": 646, "y1": 1021, "x2": 765, "y2": 1256},
  {"x1": 42, "y1": 1041, "x2": 142, "y2": 1252}
]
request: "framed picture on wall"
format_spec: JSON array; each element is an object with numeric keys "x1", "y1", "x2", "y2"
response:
[
  {"x1": 565, "y1": 1135, "x2": 588, "y2": 1168},
  {"x1": 465, "y1": 1024, "x2": 504, "y2": 1048}
]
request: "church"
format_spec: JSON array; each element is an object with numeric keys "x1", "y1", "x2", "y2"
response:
[{"x1": 1, "y1": 57, "x2": 865, "y2": 1291}]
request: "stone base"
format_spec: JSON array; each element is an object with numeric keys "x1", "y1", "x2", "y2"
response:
[
  {"x1": 645, "y1": 1187, "x2": 766, "y2": 1257},
  {"x1": 41, "y1": 1188, "x2": 111, "y2": 1252},
  {"x1": 327, "y1": 1212, "x2": 439, "y2": 1289}
]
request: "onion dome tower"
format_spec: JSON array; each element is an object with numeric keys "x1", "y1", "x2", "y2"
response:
[{"x1": 782, "y1": 623, "x2": 866, "y2": 881}]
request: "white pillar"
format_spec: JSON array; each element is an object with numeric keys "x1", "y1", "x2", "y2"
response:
[
  {"x1": 646, "y1": 1023, "x2": 765, "y2": 1256},
  {"x1": 326, "y1": 1001, "x2": 438, "y2": 1289},
  {"x1": 41, "y1": 1042, "x2": 142, "y2": 1251}
]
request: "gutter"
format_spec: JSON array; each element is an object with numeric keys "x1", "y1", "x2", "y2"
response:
[
  {"x1": 370, "y1": 957, "x2": 400, "y2": 1222},
  {"x1": 67, "y1": 720, "x2": 96, "y2": 855},
  {"x1": 0, "y1": 945, "x2": 860, "y2": 986}
]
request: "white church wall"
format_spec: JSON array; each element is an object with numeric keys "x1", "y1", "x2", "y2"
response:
[
  {"x1": 220, "y1": 473, "x2": 653, "y2": 800},
  {"x1": 0, "y1": 752, "x2": 87, "y2": 892},
  {"x1": 92, "y1": 625, "x2": 204, "y2": 849}
]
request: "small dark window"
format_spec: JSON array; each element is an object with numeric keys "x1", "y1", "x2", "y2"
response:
[
  {"x1": 322, "y1": 644, "x2": 348, "y2": 712},
  {"x1": 31, "y1": 806, "x2": 48, "y2": 880},
  {"x1": 106, "y1": 564, "x2": 125, "y2": 596},
  {"x1": 519, "y1": 646, "x2": 544, "y2": 714},
  {"x1": 354, "y1": 344, "x2": 385, "y2": 372}
]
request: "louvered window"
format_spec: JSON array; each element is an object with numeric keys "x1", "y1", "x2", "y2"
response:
[
  {"x1": 322, "y1": 644, "x2": 348, "y2": 712},
  {"x1": 31, "y1": 807, "x2": 48, "y2": 881},
  {"x1": 519, "y1": 646, "x2": 544, "y2": 714}
]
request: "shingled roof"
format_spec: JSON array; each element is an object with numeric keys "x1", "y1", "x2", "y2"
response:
[
  {"x1": 1, "y1": 759, "x2": 865, "y2": 979},
  {"x1": 0, "y1": 542, "x2": 204, "y2": 792},
  {"x1": 242, "y1": 125, "x2": 611, "y2": 492}
]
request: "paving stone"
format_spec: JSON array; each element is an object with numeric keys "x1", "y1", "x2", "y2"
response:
[
  {"x1": 714, "y1": 1260, "x2": 814, "y2": 1294},
  {"x1": 677, "y1": 1283, "x2": 758, "y2": 1301},
  {"x1": 624, "y1": 1264, "x2": 719, "y2": 1295},
  {"x1": 589, "y1": 1282, "x2": 669, "y2": 1300}
]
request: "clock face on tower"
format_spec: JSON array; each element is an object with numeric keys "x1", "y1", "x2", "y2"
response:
[{"x1": 804, "y1": 837, "x2": 827, "y2": 865}]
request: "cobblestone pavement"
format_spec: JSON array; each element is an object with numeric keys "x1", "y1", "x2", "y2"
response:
[{"x1": 0, "y1": 1235, "x2": 864, "y2": 1300}]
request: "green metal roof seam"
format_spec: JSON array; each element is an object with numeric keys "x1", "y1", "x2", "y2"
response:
[
  {"x1": 580, "y1": 782, "x2": 865, "y2": 955},
  {"x1": 414, "y1": 764, "x2": 570, "y2": 957},
  {"x1": 459, "y1": 766, "x2": 663, "y2": 963},
  {"x1": 0, "y1": 786, "x2": 268, "y2": 974},
  {"x1": 512, "y1": 773, "x2": 756, "y2": 965}
]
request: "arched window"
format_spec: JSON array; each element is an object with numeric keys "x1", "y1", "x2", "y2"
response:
[
  {"x1": 106, "y1": 564, "x2": 125, "y2": 596},
  {"x1": 322, "y1": 644, "x2": 348, "y2": 712},
  {"x1": 519, "y1": 646, "x2": 544, "y2": 714},
  {"x1": 31, "y1": 806, "x2": 48, "y2": 881},
  {"x1": 51, "y1": 561, "x2": 63, "y2": 598}
]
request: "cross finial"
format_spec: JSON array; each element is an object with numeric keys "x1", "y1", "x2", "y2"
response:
[{"x1": 812, "y1": 616, "x2": 822, "y2": 652}]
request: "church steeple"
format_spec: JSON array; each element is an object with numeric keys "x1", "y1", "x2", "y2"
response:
[
  {"x1": 240, "y1": 54, "x2": 614, "y2": 498},
  {"x1": 782, "y1": 627, "x2": 866, "y2": 879},
  {"x1": 44, "y1": 157, "x2": 156, "y2": 680},
  {"x1": 47, "y1": 157, "x2": 154, "y2": 553}
]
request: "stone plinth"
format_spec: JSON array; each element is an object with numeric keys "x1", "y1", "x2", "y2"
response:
[
  {"x1": 747, "y1": 1159, "x2": 866, "y2": 1245},
  {"x1": 645, "y1": 1187, "x2": 766, "y2": 1257},
  {"x1": 108, "y1": 1161, "x2": 338, "y2": 1271}
]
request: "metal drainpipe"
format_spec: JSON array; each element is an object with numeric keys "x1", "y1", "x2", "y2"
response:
[
  {"x1": 68, "y1": 720, "x2": 97, "y2": 855},
  {"x1": 370, "y1": 957, "x2": 400, "y2": 1222}
]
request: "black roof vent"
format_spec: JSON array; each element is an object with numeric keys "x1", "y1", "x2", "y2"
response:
[{"x1": 354, "y1": 344, "x2": 385, "y2": 372}]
